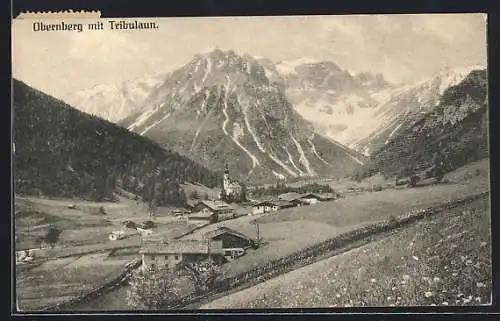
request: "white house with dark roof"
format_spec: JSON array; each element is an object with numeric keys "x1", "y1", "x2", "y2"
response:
[{"x1": 139, "y1": 239, "x2": 225, "y2": 271}]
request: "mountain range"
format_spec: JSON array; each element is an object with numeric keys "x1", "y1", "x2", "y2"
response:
[
  {"x1": 70, "y1": 49, "x2": 365, "y2": 182},
  {"x1": 54, "y1": 48, "x2": 489, "y2": 183}
]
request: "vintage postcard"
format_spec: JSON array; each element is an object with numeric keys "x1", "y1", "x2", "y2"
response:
[{"x1": 12, "y1": 13, "x2": 490, "y2": 311}]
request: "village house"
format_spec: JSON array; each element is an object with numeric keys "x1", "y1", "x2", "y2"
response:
[
  {"x1": 187, "y1": 200, "x2": 235, "y2": 223},
  {"x1": 108, "y1": 228, "x2": 137, "y2": 241},
  {"x1": 315, "y1": 192, "x2": 337, "y2": 201},
  {"x1": 139, "y1": 239, "x2": 225, "y2": 271},
  {"x1": 251, "y1": 199, "x2": 296, "y2": 215},
  {"x1": 202, "y1": 227, "x2": 256, "y2": 259},
  {"x1": 185, "y1": 211, "x2": 217, "y2": 224},
  {"x1": 300, "y1": 193, "x2": 323, "y2": 205},
  {"x1": 278, "y1": 192, "x2": 309, "y2": 206}
]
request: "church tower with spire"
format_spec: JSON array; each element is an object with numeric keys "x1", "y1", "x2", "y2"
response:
[
  {"x1": 223, "y1": 164, "x2": 231, "y2": 193},
  {"x1": 221, "y1": 164, "x2": 242, "y2": 199}
]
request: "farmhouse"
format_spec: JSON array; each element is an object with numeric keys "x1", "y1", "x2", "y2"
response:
[
  {"x1": 108, "y1": 229, "x2": 137, "y2": 241},
  {"x1": 188, "y1": 200, "x2": 235, "y2": 222},
  {"x1": 251, "y1": 199, "x2": 296, "y2": 215},
  {"x1": 315, "y1": 193, "x2": 337, "y2": 201},
  {"x1": 139, "y1": 239, "x2": 225, "y2": 271},
  {"x1": 202, "y1": 227, "x2": 256, "y2": 259},
  {"x1": 185, "y1": 211, "x2": 217, "y2": 224},
  {"x1": 278, "y1": 192, "x2": 302, "y2": 201},
  {"x1": 300, "y1": 193, "x2": 323, "y2": 205},
  {"x1": 278, "y1": 192, "x2": 309, "y2": 206}
]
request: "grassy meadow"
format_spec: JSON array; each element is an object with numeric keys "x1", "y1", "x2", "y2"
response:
[{"x1": 202, "y1": 195, "x2": 491, "y2": 308}]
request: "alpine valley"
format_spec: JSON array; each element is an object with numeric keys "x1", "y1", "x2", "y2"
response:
[{"x1": 64, "y1": 48, "x2": 488, "y2": 183}]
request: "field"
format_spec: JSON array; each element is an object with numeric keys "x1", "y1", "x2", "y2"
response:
[
  {"x1": 16, "y1": 249, "x2": 137, "y2": 310},
  {"x1": 14, "y1": 194, "x2": 199, "y2": 310},
  {"x1": 202, "y1": 195, "x2": 491, "y2": 308}
]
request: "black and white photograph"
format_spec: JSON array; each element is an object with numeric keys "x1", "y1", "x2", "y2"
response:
[{"x1": 12, "y1": 13, "x2": 491, "y2": 311}]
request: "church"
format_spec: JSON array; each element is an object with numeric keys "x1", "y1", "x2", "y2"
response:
[{"x1": 221, "y1": 164, "x2": 243, "y2": 200}]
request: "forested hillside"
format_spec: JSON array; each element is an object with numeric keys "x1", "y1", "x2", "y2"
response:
[
  {"x1": 355, "y1": 69, "x2": 489, "y2": 180},
  {"x1": 13, "y1": 79, "x2": 220, "y2": 206}
]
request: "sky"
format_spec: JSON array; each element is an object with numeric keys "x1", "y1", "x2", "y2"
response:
[{"x1": 12, "y1": 14, "x2": 487, "y2": 101}]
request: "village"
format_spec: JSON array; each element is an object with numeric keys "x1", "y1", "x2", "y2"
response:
[
  {"x1": 114, "y1": 165, "x2": 339, "y2": 273},
  {"x1": 14, "y1": 159, "x2": 492, "y2": 310},
  {"x1": 15, "y1": 164, "x2": 339, "y2": 272}
]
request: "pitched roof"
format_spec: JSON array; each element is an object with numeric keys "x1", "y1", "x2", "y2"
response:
[
  {"x1": 316, "y1": 192, "x2": 336, "y2": 199},
  {"x1": 252, "y1": 199, "x2": 294, "y2": 207},
  {"x1": 202, "y1": 226, "x2": 254, "y2": 242},
  {"x1": 140, "y1": 239, "x2": 224, "y2": 255},
  {"x1": 278, "y1": 192, "x2": 303, "y2": 201},
  {"x1": 301, "y1": 193, "x2": 322, "y2": 199},
  {"x1": 186, "y1": 211, "x2": 215, "y2": 219},
  {"x1": 195, "y1": 200, "x2": 233, "y2": 211}
]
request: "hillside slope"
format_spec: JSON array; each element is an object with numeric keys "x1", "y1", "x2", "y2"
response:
[
  {"x1": 13, "y1": 79, "x2": 219, "y2": 204},
  {"x1": 358, "y1": 69, "x2": 489, "y2": 179}
]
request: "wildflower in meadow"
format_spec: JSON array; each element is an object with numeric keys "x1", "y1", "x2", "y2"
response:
[
  {"x1": 433, "y1": 277, "x2": 441, "y2": 283},
  {"x1": 480, "y1": 242, "x2": 487, "y2": 247},
  {"x1": 402, "y1": 274, "x2": 411, "y2": 280},
  {"x1": 442, "y1": 302, "x2": 449, "y2": 305},
  {"x1": 412, "y1": 256, "x2": 419, "y2": 261},
  {"x1": 370, "y1": 278, "x2": 376, "y2": 283},
  {"x1": 476, "y1": 282, "x2": 486, "y2": 288},
  {"x1": 424, "y1": 291, "x2": 434, "y2": 298}
]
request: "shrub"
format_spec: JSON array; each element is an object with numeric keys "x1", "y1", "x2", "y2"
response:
[
  {"x1": 43, "y1": 225, "x2": 62, "y2": 248},
  {"x1": 182, "y1": 259, "x2": 222, "y2": 295},
  {"x1": 127, "y1": 266, "x2": 182, "y2": 310}
]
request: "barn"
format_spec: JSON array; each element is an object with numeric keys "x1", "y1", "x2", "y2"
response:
[{"x1": 202, "y1": 227, "x2": 256, "y2": 259}]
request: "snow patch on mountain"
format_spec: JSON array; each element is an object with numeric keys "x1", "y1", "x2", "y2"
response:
[
  {"x1": 221, "y1": 75, "x2": 260, "y2": 176},
  {"x1": 140, "y1": 113, "x2": 171, "y2": 136},
  {"x1": 275, "y1": 58, "x2": 321, "y2": 75},
  {"x1": 285, "y1": 146, "x2": 306, "y2": 176},
  {"x1": 290, "y1": 134, "x2": 315, "y2": 176},
  {"x1": 272, "y1": 170, "x2": 286, "y2": 180},
  {"x1": 268, "y1": 153, "x2": 298, "y2": 177},
  {"x1": 308, "y1": 138, "x2": 329, "y2": 165}
]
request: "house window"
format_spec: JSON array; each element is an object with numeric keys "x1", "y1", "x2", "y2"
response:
[
  {"x1": 175, "y1": 254, "x2": 179, "y2": 260},
  {"x1": 164, "y1": 255, "x2": 168, "y2": 260},
  {"x1": 151, "y1": 255, "x2": 156, "y2": 261},
  {"x1": 150, "y1": 264, "x2": 156, "y2": 271}
]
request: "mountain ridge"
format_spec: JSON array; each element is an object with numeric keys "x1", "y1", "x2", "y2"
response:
[{"x1": 116, "y1": 49, "x2": 363, "y2": 182}]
